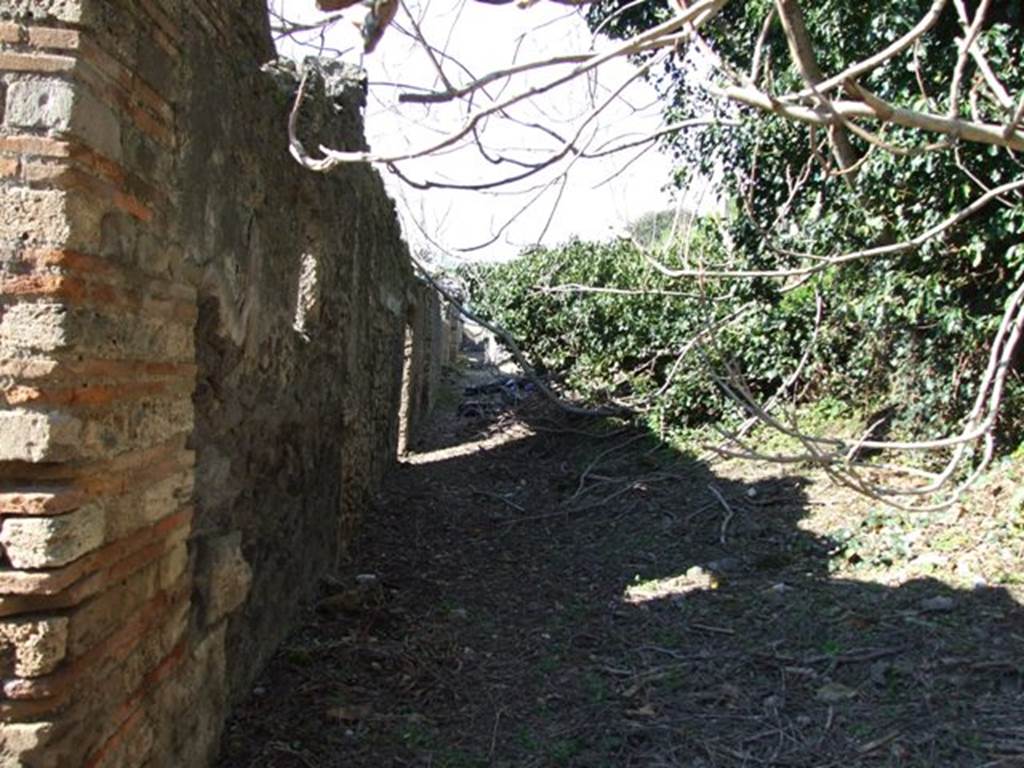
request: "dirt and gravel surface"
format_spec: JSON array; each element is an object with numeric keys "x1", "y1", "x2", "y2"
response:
[{"x1": 218, "y1": 360, "x2": 1024, "y2": 768}]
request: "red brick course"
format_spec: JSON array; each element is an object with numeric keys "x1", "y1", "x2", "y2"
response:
[{"x1": 0, "y1": 50, "x2": 76, "y2": 73}]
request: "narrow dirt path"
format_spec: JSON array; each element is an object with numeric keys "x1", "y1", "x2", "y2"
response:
[{"x1": 218, "y1": 362, "x2": 1024, "y2": 768}]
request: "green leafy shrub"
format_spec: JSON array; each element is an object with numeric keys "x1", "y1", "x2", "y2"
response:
[
  {"x1": 463, "y1": 228, "x2": 820, "y2": 435},
  {"x1": 463, "y1": 0, "x2": 1024, "y2": 453},
  {"x1": 464, "y1": 205, "x2": 1024, "y2": 451}
]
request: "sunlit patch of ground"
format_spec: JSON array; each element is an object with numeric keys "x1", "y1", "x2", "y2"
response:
[
  {"x1": 403, "y1": 421, "x2": 534, "y2": 466},
  {"x1": 623, "y1": 566, "x2": 722, "y2": 604},
  {"x1": 797, "y1": 456, "x2": 1024, "y2": 598}
]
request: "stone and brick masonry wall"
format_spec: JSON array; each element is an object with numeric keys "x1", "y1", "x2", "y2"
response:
[
  {"x1": 0, "y1": 1, "x2": 428, "y2": 765},
  {"x1": 398, "y1": 279, "x2": 462, "y2": 455}
]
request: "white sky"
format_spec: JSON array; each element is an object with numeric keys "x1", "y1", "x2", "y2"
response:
[{"x1": 270, "y1": 0, "x2": 684, "y2": 262}]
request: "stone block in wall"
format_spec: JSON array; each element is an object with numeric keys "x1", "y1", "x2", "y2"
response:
[
  {"x1": 0, "y1": 397, "x2": 193, "y2": 464},
  {"x1": 0, "y1": 504, "x2": 104, "y2": 568},
  {"x1": 0, "y1": 187, "x2": 72, "y2": 246},
  {"x1": 4, "y1": 78, "x2": 121, "y2": 160},
  {"x1": 59, "y1": 307, "x2": 195, "y2": 362},
  {"x1": 0, "y1": 722, "x2": 58, "y2": 768},
  {"x1": 4, "y1": 79, "x2": 74, "y2": 128},
  {"x1": 1, "y1": 0, "x2": 87, "y2": 23},
  {"x1": 0, "y1": 616, "x2": 68, "y2": 677},
  {"x1": 194, "y1": 532, "x2": 251, "y2": 628},
  {"x1": 0, "y1": 301, "x2": 68, "y2": 355},
  {"x1": 0, "y1": 186, "x2": 105, "y2": 250},
  {"x1": 0, "y1": 409, "x2": 78, "y2": 463}
]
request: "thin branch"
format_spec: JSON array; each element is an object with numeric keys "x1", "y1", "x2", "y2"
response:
[
  {"x1": 774, "y1": 0, "x2": 860, "y2": 175},
  {"x1": 289, "y1": 0, "x2": 725, "y2": 170},
  {"x1": 719, "y1": 84, "x2": 1024, "y2": 152},
  {"x1": 645, "y1": 177, "x2": 1024, "y2": 279},
  {"x1": 780, "y1": 0, "x2": 948, "y2": 102}
]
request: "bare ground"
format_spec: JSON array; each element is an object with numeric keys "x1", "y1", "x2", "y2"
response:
[{"x1": 218, "y1": 363, "x2": 1024, "y2": 768}]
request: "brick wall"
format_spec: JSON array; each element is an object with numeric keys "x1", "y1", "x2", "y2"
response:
[{"x1": 0, "y1": 1, "x2": 417, "y2": 765}]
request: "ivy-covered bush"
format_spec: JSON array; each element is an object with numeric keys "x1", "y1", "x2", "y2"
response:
[
  {"x1": 463, "y1": 229, "x2": 819, "y2": 432},
  {"x1": 464, "y1": 213, "x2": 1024, "y2": 449},
  {"x1": 465, "y1": 0, "x2": 1024, "y2": 453}
]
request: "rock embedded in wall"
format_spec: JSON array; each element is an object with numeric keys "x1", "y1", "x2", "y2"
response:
[{"x1": 194, "y1": 533, "x2": 252, "y2": 628}]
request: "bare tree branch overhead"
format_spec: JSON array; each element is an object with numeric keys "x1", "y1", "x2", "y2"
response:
[{"x1": 275, "y1": 0, "x2": 1024, "y2": 509}]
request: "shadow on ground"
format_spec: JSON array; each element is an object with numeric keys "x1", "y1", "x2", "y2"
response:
[{"x1": 218, "y1": 371, "x2": 1024, "y2": 768}]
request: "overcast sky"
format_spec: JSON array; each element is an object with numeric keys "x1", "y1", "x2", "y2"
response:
[{"x1": 271, "y1": 0, "x2": 683, "y2": 262}]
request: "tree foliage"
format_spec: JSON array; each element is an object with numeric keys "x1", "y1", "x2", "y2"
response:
[
  {"x1": 465, "y1": 233, "x2": 819, "y2": 432},
  {"x1": 467, "y1": 0, "x2": 1024, "y2": 456}
]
